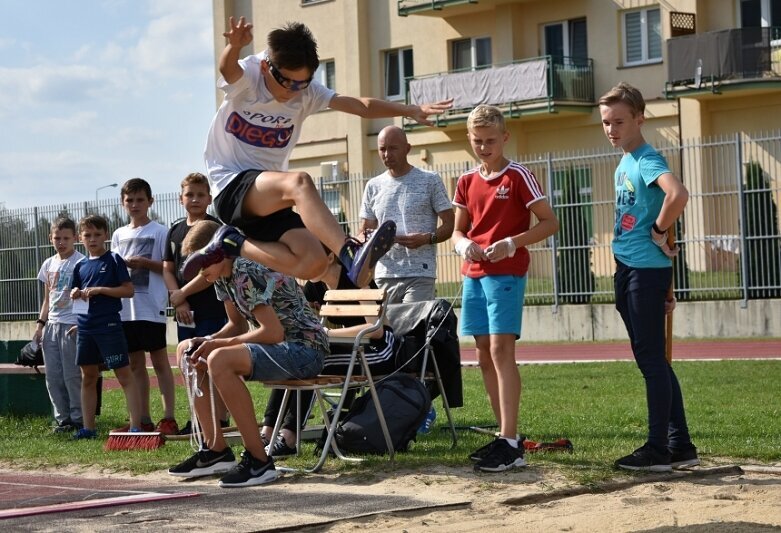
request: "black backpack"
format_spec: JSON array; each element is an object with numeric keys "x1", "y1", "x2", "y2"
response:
[
  {"x1": 329, "y1": 373, "x2": 431, "y2": 454},
  {"x1": 15, "y1": 341, "x2": 44, "y2": 369}
]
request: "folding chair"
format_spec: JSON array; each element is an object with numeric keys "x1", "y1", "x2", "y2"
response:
[
  {"x1": 262, "y1": 288, "x2": 395, "y2": 473},
  {"x1": 385, "y1": 299, "x2": 461, "y2": 448}
]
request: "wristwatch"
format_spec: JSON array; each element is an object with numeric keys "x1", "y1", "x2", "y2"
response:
[
  {"x1": 430, "y1": 232, "x2": 437, "y2": 245},
  {"x1": 652, "y1": 222, "x2": 666, "y2": 234},
  {"x1": 36, "y1": 319, "x2": 47, "y2": 326}
]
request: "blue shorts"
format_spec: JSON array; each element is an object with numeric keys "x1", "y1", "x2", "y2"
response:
[
  {"x1": 76, "y1": 325, "x2": 130, "y2": 370},
  {"x1": 244, "y1": 342, "x2": 324, "y2": 382},
  {"x1": 460, "y1": 275, "x2": 527, "y2": 338}
]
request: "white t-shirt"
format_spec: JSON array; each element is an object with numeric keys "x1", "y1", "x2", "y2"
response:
[
  {"x1": 37, "y1": 251, "x2": 86, "y2": 325},
  {"x1": 111, "y1": 221, "x2": 169, "y2": 324},
  {"x1": 204, "y1": 51, "x2": 336, "y2": 197},
  {"x1": 360, "y1": 167, "x2": 452, "y2": 279}
]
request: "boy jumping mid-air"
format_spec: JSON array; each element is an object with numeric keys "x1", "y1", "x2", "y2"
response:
[{"x1": 182, "y1": 18, "x2": 452, "y2": 287}]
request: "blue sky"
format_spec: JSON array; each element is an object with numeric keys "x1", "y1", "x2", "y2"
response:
[{"x1": 0, "y1": 0, "x2": 216, "y2": 209}]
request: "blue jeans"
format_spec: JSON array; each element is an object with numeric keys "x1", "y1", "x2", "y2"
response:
[
  {"x1": 614, "y1": 260, "x2": 693, "y2": 452},
  {"x1": 245, "y1": 342, "x2": 324, "y2": 382}
]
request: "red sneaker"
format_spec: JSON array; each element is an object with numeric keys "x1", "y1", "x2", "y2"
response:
[{"x1": 156, "y1": 418, "x2": 180, "y2": 436}]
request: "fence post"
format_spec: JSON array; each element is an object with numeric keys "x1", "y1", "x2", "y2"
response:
[
  {"x1": 33, "y1": 206, "x2": 43, "y2": 312},
  {"x1": 735, "y1": 133, "x2": 749, "y2": 309},
  {"x1": 546, "y1": 152, "x2": 560, "y2": 313}
]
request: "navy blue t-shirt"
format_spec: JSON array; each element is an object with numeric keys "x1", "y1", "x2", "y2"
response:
[{"x1": 72, "y1": 251, "x2": 131, "y2": 333}]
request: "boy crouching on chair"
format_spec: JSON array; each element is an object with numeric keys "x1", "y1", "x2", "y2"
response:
[{"x1": 168, "y1": 220, "x2": 328, "y2": 487}]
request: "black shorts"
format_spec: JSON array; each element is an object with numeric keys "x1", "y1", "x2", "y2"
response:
[
  {"x1": 213, "y1": 169, "x2": 306, "y2": 242},
  {"x1": 123, "y1": 320, "x2": 167, "y2": 353}
]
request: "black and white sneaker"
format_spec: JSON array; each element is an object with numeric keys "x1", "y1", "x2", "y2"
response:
[
  {"x1": 218, "y1": 451, "x2": 278, "y2": 488},
  {"x1": 475, "y1": 439, "x2": 527, "y2": 472},
  {"x1": 265, "y1": 435, "x2": 297, "y2": 458},
  {"x1": 670, "y1": 446, "x2": 700, "y2": 469},
  {"x1": 614, "y1": 443, "x2": 672, "y2": 472},
  {"x1": 469, "y1": 438, "x2": 500, "y2": 463},
  {"x1": 168, "y1": 448, "x2": 236, "y2": 478}
]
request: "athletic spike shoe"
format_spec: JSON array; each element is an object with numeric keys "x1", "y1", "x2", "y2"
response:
[
  {"x1": 339, "y1": 220, "x2": 396, "y2": 288},
  {"x1": 181, "y1": 225, "x2": 246, "y2": 281}
]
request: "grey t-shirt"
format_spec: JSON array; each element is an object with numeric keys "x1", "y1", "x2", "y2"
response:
[{"x1": 360, "y1": 166, "x2": 451, "y2": 279}]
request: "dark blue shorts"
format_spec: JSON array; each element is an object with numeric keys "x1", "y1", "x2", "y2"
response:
[
  {"x1": 76, "y1": 325, "x2": 130, "y2": 370},
  {"x1": 123, "y1": 320, "x2": 167, "y2": 353}
]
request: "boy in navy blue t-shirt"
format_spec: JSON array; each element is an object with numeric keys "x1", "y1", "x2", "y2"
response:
[{"x1": 70, "y1": 215, "x2": 142, "y2": 439}]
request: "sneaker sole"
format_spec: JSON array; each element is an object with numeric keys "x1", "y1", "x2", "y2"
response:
[
  {"x1": 168, "y1": 462, "x2": 236, "y2": 478},
  {"x1": 671, "y1": 458, "x2": 700, "y2": 469},
  {"x1": 476, "y1": 457, "x2": 527, "y2": 473},
  {"x1": 617, "y1": 464, "x2": 673, "y2": 473},
  {"x1": 218, "y1": 469, "x2": 279, "y2": 488},
  {"x1": 349, "y1": 221, "x2": 396, "y2": 287}
]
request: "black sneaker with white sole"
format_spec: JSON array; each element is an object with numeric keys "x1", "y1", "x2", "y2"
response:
[
  {"x1": 475, "y1": 439, "x2": 527, "y2": 472},
  {"x1": 168, "y1": 448, "x2": 236, "y2": 478},
  {"x1": 469, "y1": 438, "x2": 500, "y2": 463},
  {"x1": 218, "y1": 451, "x2": 278, "y2": 488},
  {"x1": 614, "y1": 443, "x2": 672, "y2": 472},
  {"x1": 670, "y1": 446, "x2": 700, "y2": 468},
  {"x1": 265, "y1": 435, "x2": 297, "y2": 458}
]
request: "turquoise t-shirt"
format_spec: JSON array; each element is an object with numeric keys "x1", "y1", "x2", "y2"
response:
[{"x1": 612, "y1": 143, "x2": 672, "y2": 268}]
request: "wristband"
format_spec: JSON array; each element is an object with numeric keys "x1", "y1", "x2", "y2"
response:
[
  {"x1": 652, "y1": 222, "x2": 666, "y2": 234},
  {"x1": 36, "y1": 319, "x2": 47, "y2": 326}
]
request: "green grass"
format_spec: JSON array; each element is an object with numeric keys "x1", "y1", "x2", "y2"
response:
[{"x1": 1, "y1": 361, "x2": 779, "y2": 485}]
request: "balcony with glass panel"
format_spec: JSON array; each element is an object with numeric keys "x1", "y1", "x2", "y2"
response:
[
  {"x1": 402, "y1": 55, "x2": 595, "y2": 129},
  {"x1": 397, "y1": 0, "x2": 529, "y2": 17}
]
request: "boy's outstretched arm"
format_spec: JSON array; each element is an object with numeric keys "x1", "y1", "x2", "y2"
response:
[
  {"x1": 219, "y1": 16, "x2": 254, "y2": 84},
  {"x1": 329, "y1": 95, "x2": 453, "y2": 126}
]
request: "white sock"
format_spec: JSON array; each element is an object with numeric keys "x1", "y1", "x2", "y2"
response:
[{"x1": 501, "y1": 436, "x2": 519, "y2": 449}]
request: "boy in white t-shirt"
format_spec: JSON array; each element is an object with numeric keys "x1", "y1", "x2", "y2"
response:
[
  {"x1": 182, "y1": 19, "x2": 451, "y2": 288},
  {"x1": 34, "y1": 217, "x2": 85, "y2": 433},
  {"x1": 111, "y1": 178, "x2": 177, "y2": 435}
]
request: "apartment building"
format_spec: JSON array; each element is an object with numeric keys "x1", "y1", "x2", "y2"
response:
[{"x1": 212, "y1": 0, "x2": 781, "y2": 173}]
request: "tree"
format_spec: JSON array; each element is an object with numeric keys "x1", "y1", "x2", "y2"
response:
[
  {"x1": 741, "y1": 161, "x2": 781, "y2": 298},
  {"x1": 556, "y1": 169, "x2": 595, "y2": 303}
]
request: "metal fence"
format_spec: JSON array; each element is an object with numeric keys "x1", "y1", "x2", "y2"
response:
[{"x1": 1, "y1": 130, "x2": 780, "y2": 320}]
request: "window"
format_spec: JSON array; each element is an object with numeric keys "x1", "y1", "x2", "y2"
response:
[
  {"x1": 740, "y1": 0, "x2": 781, "y2": 39},
  {"x1": 451, "y1": 37, "x2": 492, "y2": 70},
  {"x1": 384, "y1": 47, "x2": 413, "y2": 100},
  {"x1": 544, "y1": 18, "x2": 588, "y2": 66},
  {"x1": 622, "y1": 7, "x2": 662, "y2": 65},
  {"x1": 314, "y1": 60, "x2": 335, "y2": 90}
]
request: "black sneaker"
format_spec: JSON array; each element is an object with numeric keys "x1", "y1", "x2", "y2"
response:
[
  {"x1": 615, "y1": 443, "x2": 672, "y2": 472},
  {"x1": 52, "y1": 419, "x2": 79, "y2": 434},
  {"x1": 265, "y1": 435, "x2": 297, "y2": 458},
  {"x1": 670, "y1": 446, "x2": 700, "y2": 469},
  {"x1": 338, "y1": 220, "x2": 396, "y2": 288},
  {"x1": 168, "y1": 448, "x2": 236, "y2": 478},
  {"x1": 469, "y1": 438, "x2": 500, "y2": 463},
  {"x1": 181, "y1": 225, "x2": 246, "y2": 281},
  {"x1": 475, "y1": 439, "x2": 527, "y2": 472},
  {"x1": 219, "y1": 451, "x2": 278, "y2": 488}
]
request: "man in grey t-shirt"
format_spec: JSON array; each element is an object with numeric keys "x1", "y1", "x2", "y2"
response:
[{"x1": 359, "y1": 126, "x2": 454, "y2": 303}]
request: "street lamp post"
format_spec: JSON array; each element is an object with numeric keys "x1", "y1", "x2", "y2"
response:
[{"x1": 95, "y1": 183, "x2": 118, "y2": 206}]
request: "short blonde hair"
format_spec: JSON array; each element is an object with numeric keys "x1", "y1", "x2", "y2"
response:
[
  {"x1": 598, "y1": 82, "x2": 646, "y2": 117},
  {"x1": 181, "y1": 220, "x2": 221, "y2": 255},
  {"x1": 467, "y1": 105, "x2": 505, "y2": 131}
]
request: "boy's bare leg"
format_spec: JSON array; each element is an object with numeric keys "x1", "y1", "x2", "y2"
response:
[
  {"x1": 240, "y1": 228, "x2": 328, "y2": 280},
  {"x1": 490, "y1": 334, "x2": 521, "y2": 439},
  {"x1": 80, "y1": 365, "x2": 100, "y2": 430},
  {"x1": 475, "y1": 335, "x2": 501, "y2": 426},
  {"x1": 114, "y1": 366, "x2": 142, "y2": 428},
  {"x1": 244, "y1": 171, "x2": 349, "y2": 255},
  {"x1": 128, "y1": 351, "x2": 151, "y2": 420},
  {"x1": 149, "y1": 347, "x2": 176, "y2": 420},
  {"x1": 207, "y1": 345, "x2": 268, "y2": 461}
]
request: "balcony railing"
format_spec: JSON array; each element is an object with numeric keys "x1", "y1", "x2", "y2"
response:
[
  {"x1": 666, "y1": 26, "x2": 781, "y2": 96},
  {"x1": 398, "y1": 0, "x2": 477, "y2": 17},
  {"x1": 404, "y1": 56, "x2": 594, "y2": 128}
]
